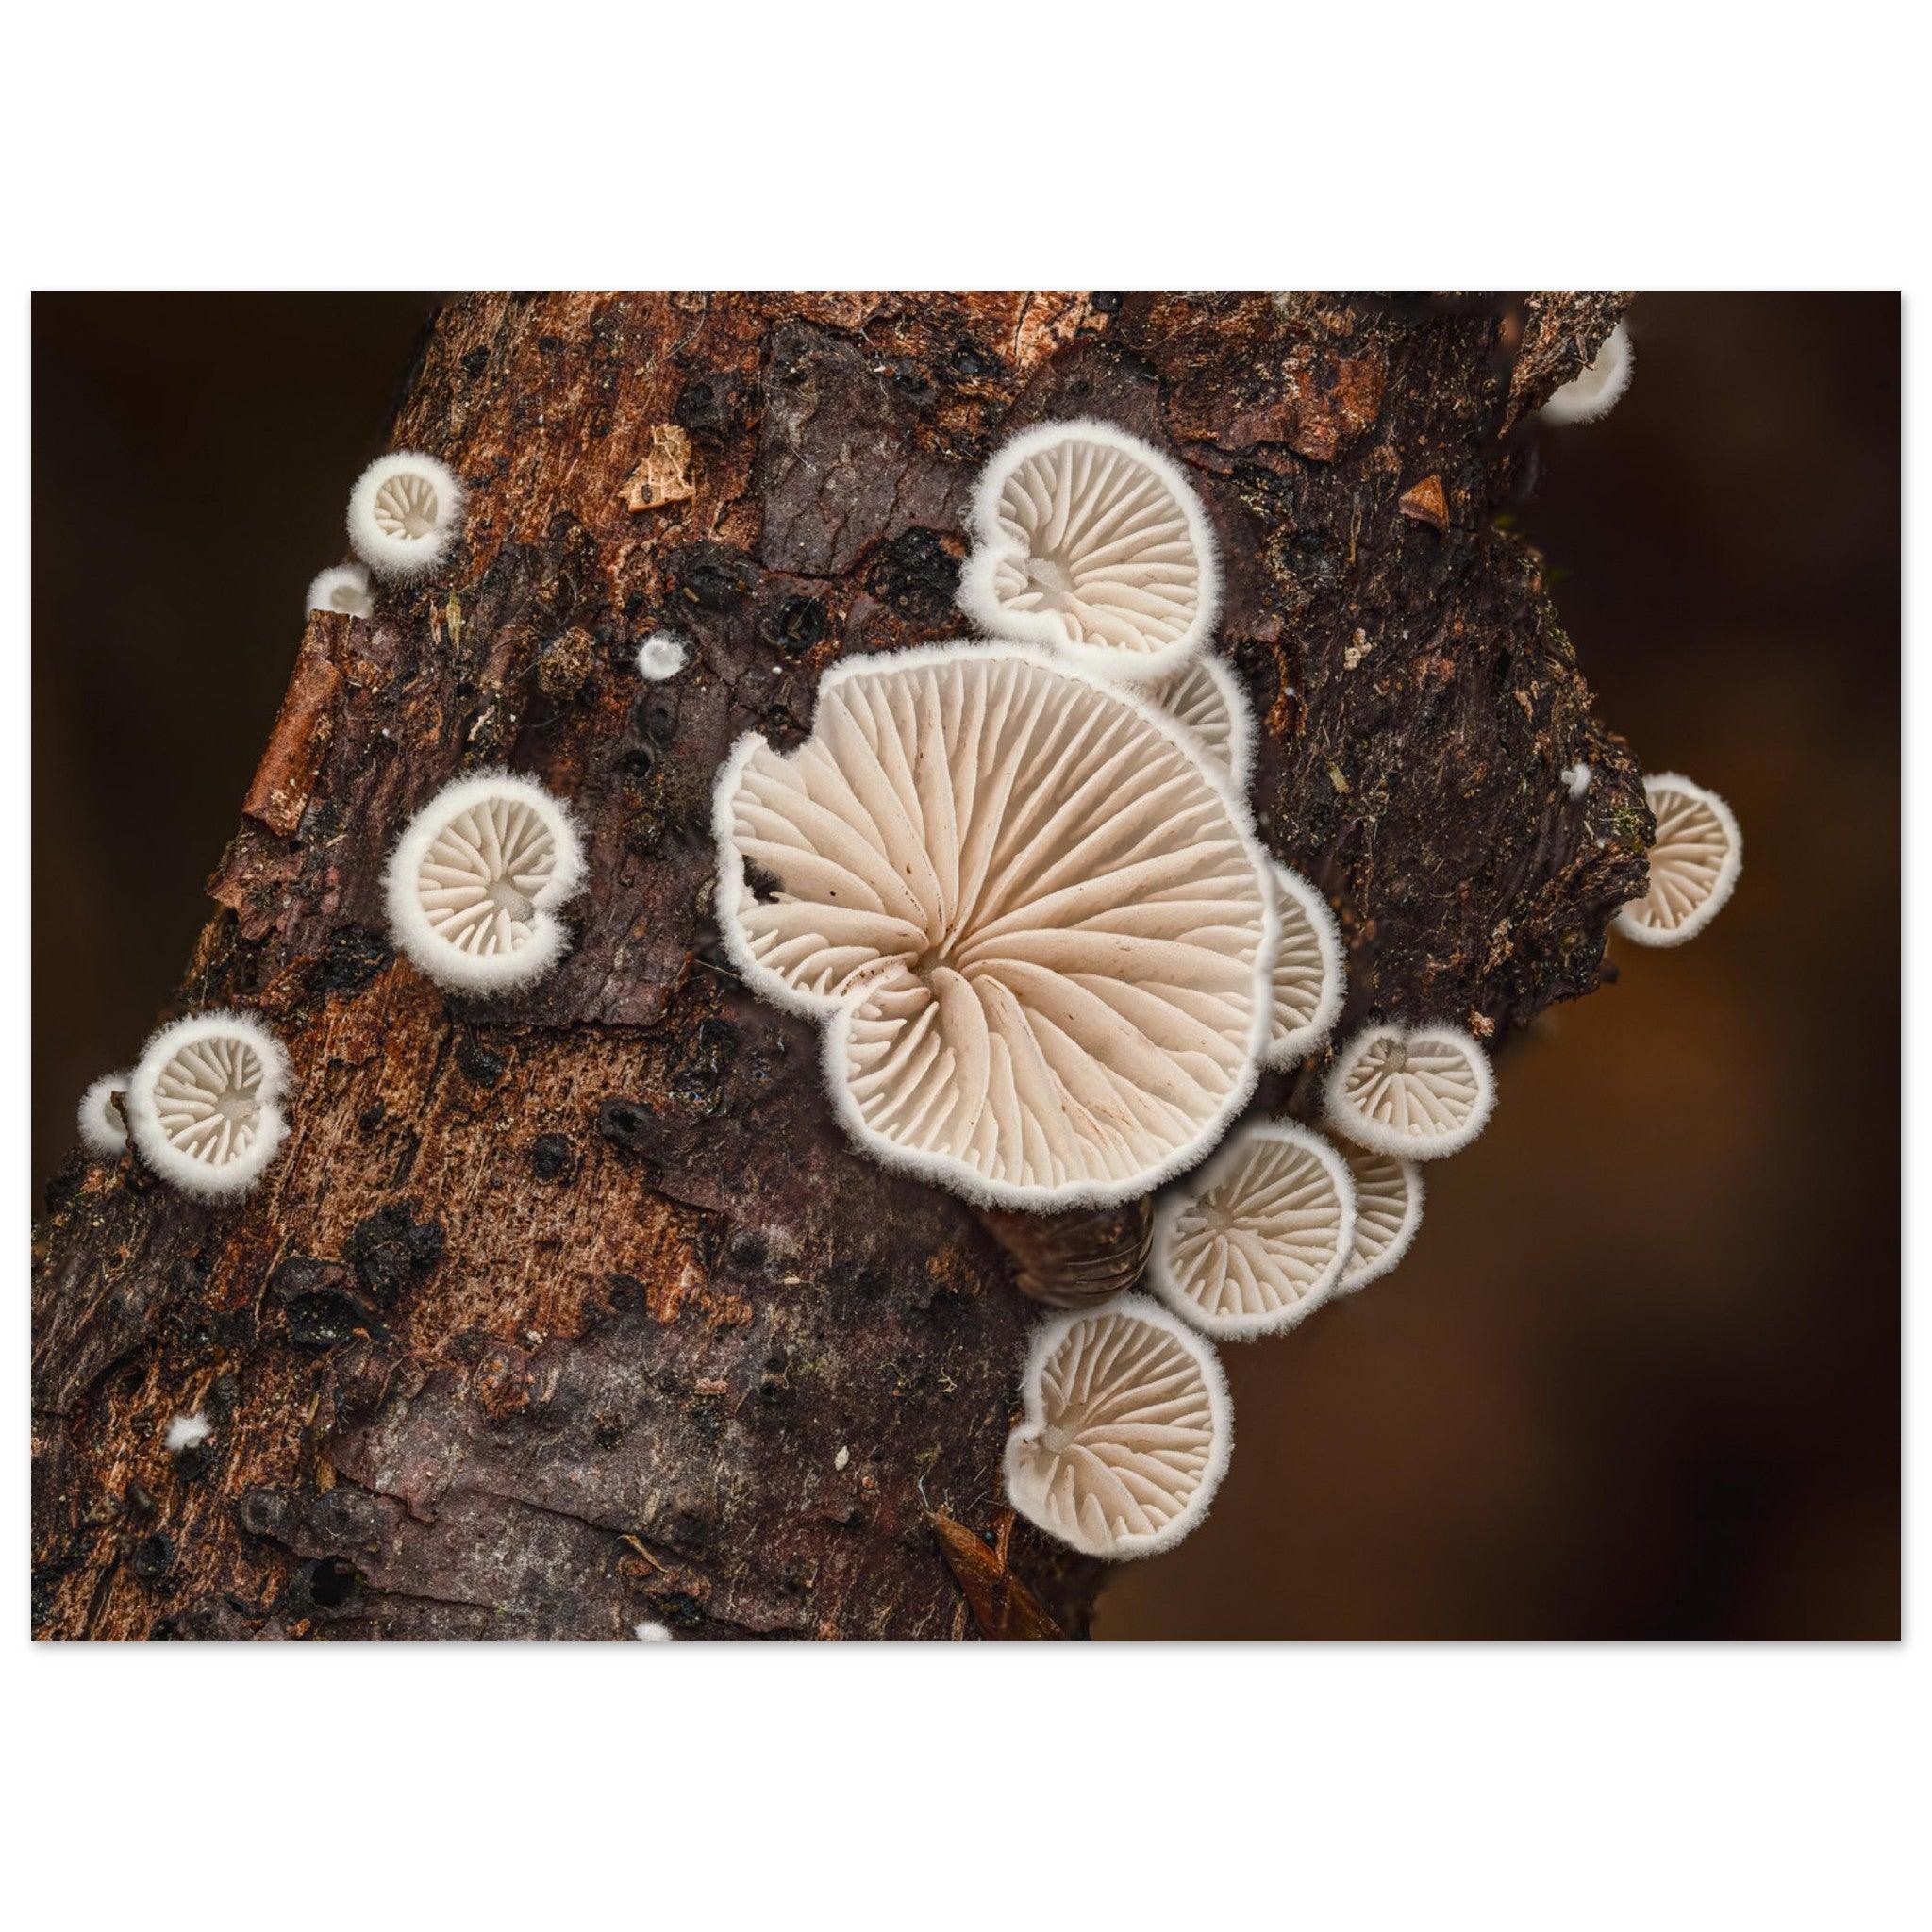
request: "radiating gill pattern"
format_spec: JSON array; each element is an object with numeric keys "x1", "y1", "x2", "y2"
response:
[
  {"x1": 417, "y1": 793, "x2": 562, "y2": 959},
  {"x1": 1004, "y1": 1301, "x2": 1228, "y2": 1557},
  {"x1": 1267, "y1": 865, "x2": 1344, "y2": 1065},
  {"x1": 719, "y1": 646, "x2": 1275, "y2": 1208},
  {"x1": 1336, "y1": 1143, "x2": 1423, "y2": 1292},
  {"x1": 150, "y1": 1033, "x2": 273, "y2": 1173},
  {"x1": 1614, "y1": 774, "x2": 1740, "y2": 946},
  {"x1": 959, "y1": 424, "x2": 1216, "y2": 675},
  {"x1": 1327, "y1": 1024, "x2": 1494, "y2": 1160},
  {"x1": 1153, "y1": 1124, "x2": 1353, "y2": 1337},
  {"x1": 1142, "y1": 652, "x2": 1252, "y2": 789},
  {"x1": 373, "y1": 469, "x2": 442, "y2": 541}
]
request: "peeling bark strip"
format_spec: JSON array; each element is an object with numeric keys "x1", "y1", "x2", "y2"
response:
[{"x1": 31, "y1": 293, "x2": 1644, "y2": 1641}]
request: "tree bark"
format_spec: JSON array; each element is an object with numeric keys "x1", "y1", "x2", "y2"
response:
[{"x1": 31, "y1": 291, "x2": 1643, "y2": 1641}]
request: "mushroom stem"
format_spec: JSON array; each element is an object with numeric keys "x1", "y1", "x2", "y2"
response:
[{"x1": 976, "y1": 1197, "x2": 1154, "y2": 1310}]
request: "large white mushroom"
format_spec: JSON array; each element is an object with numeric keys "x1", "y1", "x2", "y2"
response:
[
  {"x1": 957, "y1": 420, "x2": 1220, "y2": 683},
  {"x1": 1614, "y1": 772, "x2": 1742, "y2": 947},
  {"x1": 1003, "y1": 1296, "x2": 1232, "y2": 1559},
  {"x1": 713, "y1": 642, "x2": 1278, "y2": 1212},
  {"x1": 1149, "y1": 1121, "x2": 1356, "y2": 1340},
  {"x1": 1326, "y1": 1021, "x2": 1495, "y2": 1160}
]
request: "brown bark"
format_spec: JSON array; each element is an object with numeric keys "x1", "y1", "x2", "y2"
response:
[{"x1": 31, "y1": 291, "x2": 1644, "y2": 1641}]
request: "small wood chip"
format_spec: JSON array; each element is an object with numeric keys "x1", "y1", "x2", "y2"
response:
[
  {"x1": 929, "y1": 1509, "x2": 1061, "y2": 1641},
  {"x1": 625, "y1": 424, "x2": 695, "y2": 511},
  {"x1": 1398, "y1": 474, "x2": 1449, "y2": 531}
]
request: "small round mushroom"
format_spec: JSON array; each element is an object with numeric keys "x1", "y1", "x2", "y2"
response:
[
  {"x1": 346, "y1": 450, "x2": 464, "y2": 580},
  {"x1": 1140, "y1": 652, "x2": 1256, "y2": 792},
  {"x1": 306, "y1": 563, "x2": 374, "y2": 620},
  {"x1": 1149, "y1": 1122, "x2": 1357, "y2": 1340},
  {"x1": 1003, "y1": 1296, "x2": 1232, "y2": 1560},
  {"x1": 1266, "y1": 865, "x2": 1346, "y2": 1067},
  {"x1": 1561, "y1": 760, "x2": 1592, "y2": 801},
  {"x1": 164, "y1": 1413, "x2": 210, "y2": 1453},
  {"x1": 126, "y1": 1010, "x2": 291, "y2": 1201},
  {"x1": 1613, "y1": 771, "x2": 1742, "y2": 947},
  {"x1": 633, "y1": 1621, "x2": 675, "y2": 1642},
  {"x1": 957, "y1": 420, "x2": 1220, "y2": 682},
  {"x1": 385, "y1": 772, "x2": 586, "y2": 994},
  {"x1": 1325, "y1": 1021, "x2": 1495, "y2": 1160},
  {"x1": 635, "y1": 631, "x2": 689, "y2": 681},
  {"x1": 78, "y1": 1071, "x2": 131, "y2": 1156},
  {"x1": 714, "y1": 642, "x2": 1279, "y2": 1211},
  {"x1": 1541, "y1": 323, "x2": 1635, "y2": 426},
  {"x1": 1333, "y1": 1141, "x2": 1424, "y2": 1294}
]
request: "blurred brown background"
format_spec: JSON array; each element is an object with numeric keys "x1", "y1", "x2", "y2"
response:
[{"x1": 30, "y1": 294, "x2": 1900, "y2": 1639}]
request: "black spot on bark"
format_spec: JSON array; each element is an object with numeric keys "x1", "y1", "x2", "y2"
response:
[
  {"x1": 530, "y1": 1133, "x2": 576, "y2": 1182},
  {"x1": 867, "y1": 528, "x2": 959, "y2": 624},
  {"x1": 597, "y1": 1099, "x2": 663, "y2": 1159},
  {"x1": 343, "y1": 1203, "x2": 443, "y2": 1305},
  {"x1": 770, "y1": 595, "x2": 827, "y2": 655},
  {"x1": 457, "y1": 1037, "x2": 507, "y2": 1088},
  {"x1": 314, "y1": 924, "x2": 392, "y2": 996}
]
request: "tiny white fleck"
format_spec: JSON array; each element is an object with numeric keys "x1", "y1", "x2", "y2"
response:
[
  {"x1": 636, "y1": 631, "x2": 689, "y2": 681},
  {"x1": 634, "y1": 1620, "x2": 675, "y2": 1642},
  {"x1": 1561, "y1": 761, "x2": 1592, "y2": 801},
  {"x1": 165, "y1": 1412, "x2": 210, "y2": 1453},
  {"x1": 835, "y1": 1445, "x2": 850, "y2": 1471}
]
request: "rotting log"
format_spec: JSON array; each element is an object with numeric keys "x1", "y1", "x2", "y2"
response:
[{"x1": 31, "y1": 291, "x2": 1644, "y2": 1641}]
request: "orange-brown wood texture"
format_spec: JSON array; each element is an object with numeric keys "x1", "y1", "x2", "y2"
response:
[{"x1": 31, "y1": 291, "x2": 1641, "y2": 1640}]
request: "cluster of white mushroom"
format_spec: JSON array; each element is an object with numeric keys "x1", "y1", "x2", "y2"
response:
[
  {"x1": 71, "y1": 375, "x2": 1743, "y2": 1576},
  {"x1": 78, "y1": 447, "x2": 623, "y2": 1204}
]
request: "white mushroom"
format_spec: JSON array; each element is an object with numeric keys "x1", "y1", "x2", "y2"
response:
[
  {"x1": 1139, "y1": 652, "x2": 1256, "y2": 791},
  {"x1": 1150, "y1": 1121, "x2": 1356, "y2": 1340},
  {"x1": 306, "y1": 563, "x2": 374, "y2": 620},
  {"x1": 957, "y1": 420, "x2": 1220, "y2": 682},
  {"x1": 164, "y1": 1413, "x2": 210, "y2": 1453},
  {"x1": 126, "y1": 1011, "x2": 291, "y2": 1201},
  {"x1": 1613, "y1": 772, "x2": 1742, "y2": 947},
  {"x1": 78, "y1": 1071, "x2": 131, "y2": 1156},
  {"x1": 385, "y1": 772, "x2": 586, "y2": 994},
  {"x1": 1541, "y1": 323, "x2": 1635, "y2": 426},
  {"x1": 1333, "y1": 1141, "x2": 1424, "y2": 1294},
  {"x1": 346, "y1": 450, "x2": 464, "y2": 580},
  {"x1": 1003, "y1": 1296, "x2": 1231, "y2": 1559},
  {"x1": 1325, "y1": 1022, "x2": 1495, "y2": 1160},
  {"x1": 636, "y1": 631, "x2": 689, "y2": 681},
  {"x1": 714, "y1": 642, "x2": 1278, "y2": 1212},
  {"x1": 1266, "y1": 864, "x2": 1345, "y2": 1067},
  {"x1": 1561, "y1": 760, "x2": 1592, "y2": 801}
]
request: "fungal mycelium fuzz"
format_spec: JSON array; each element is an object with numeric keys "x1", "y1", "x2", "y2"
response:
[
  {"x1": 386, "y1": 771, "x2": 586, "y2": 993},
  {"x1": 1326, "y1": 1021, "x2": 1496, "y2": 1160},
  {"x1": 713, "y1": 641, "x2": 1278, "y2": 1212},
  {"x1": 1613, "y1": 771, "x2": 1742, "y2": 947},
  {"x1": 347, "y1": 450, "x2": 464, "y2": 580},
  {"x1": 1150, "y1": 1121, "x2": 1357, "y2": 1340},
  {"x1": 306, "y1": 562, "x2": 374, "y2": 620},
  {"x1": 78, "y1": 1071, "x2": 131, "y2": 1156},
  {"x1": 126, "y1": 1010, "x2": 291, "y2": 1201},
  {"x1": 1003, "y1": 1296, "x2": 1232, "y2": 1559},
  {"x1": 1541, "y1": 323, "x2": 1635, "y2": 426},
  {"x1": 957, "y1": 420, "x2": 1220, "y2": 682}
]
